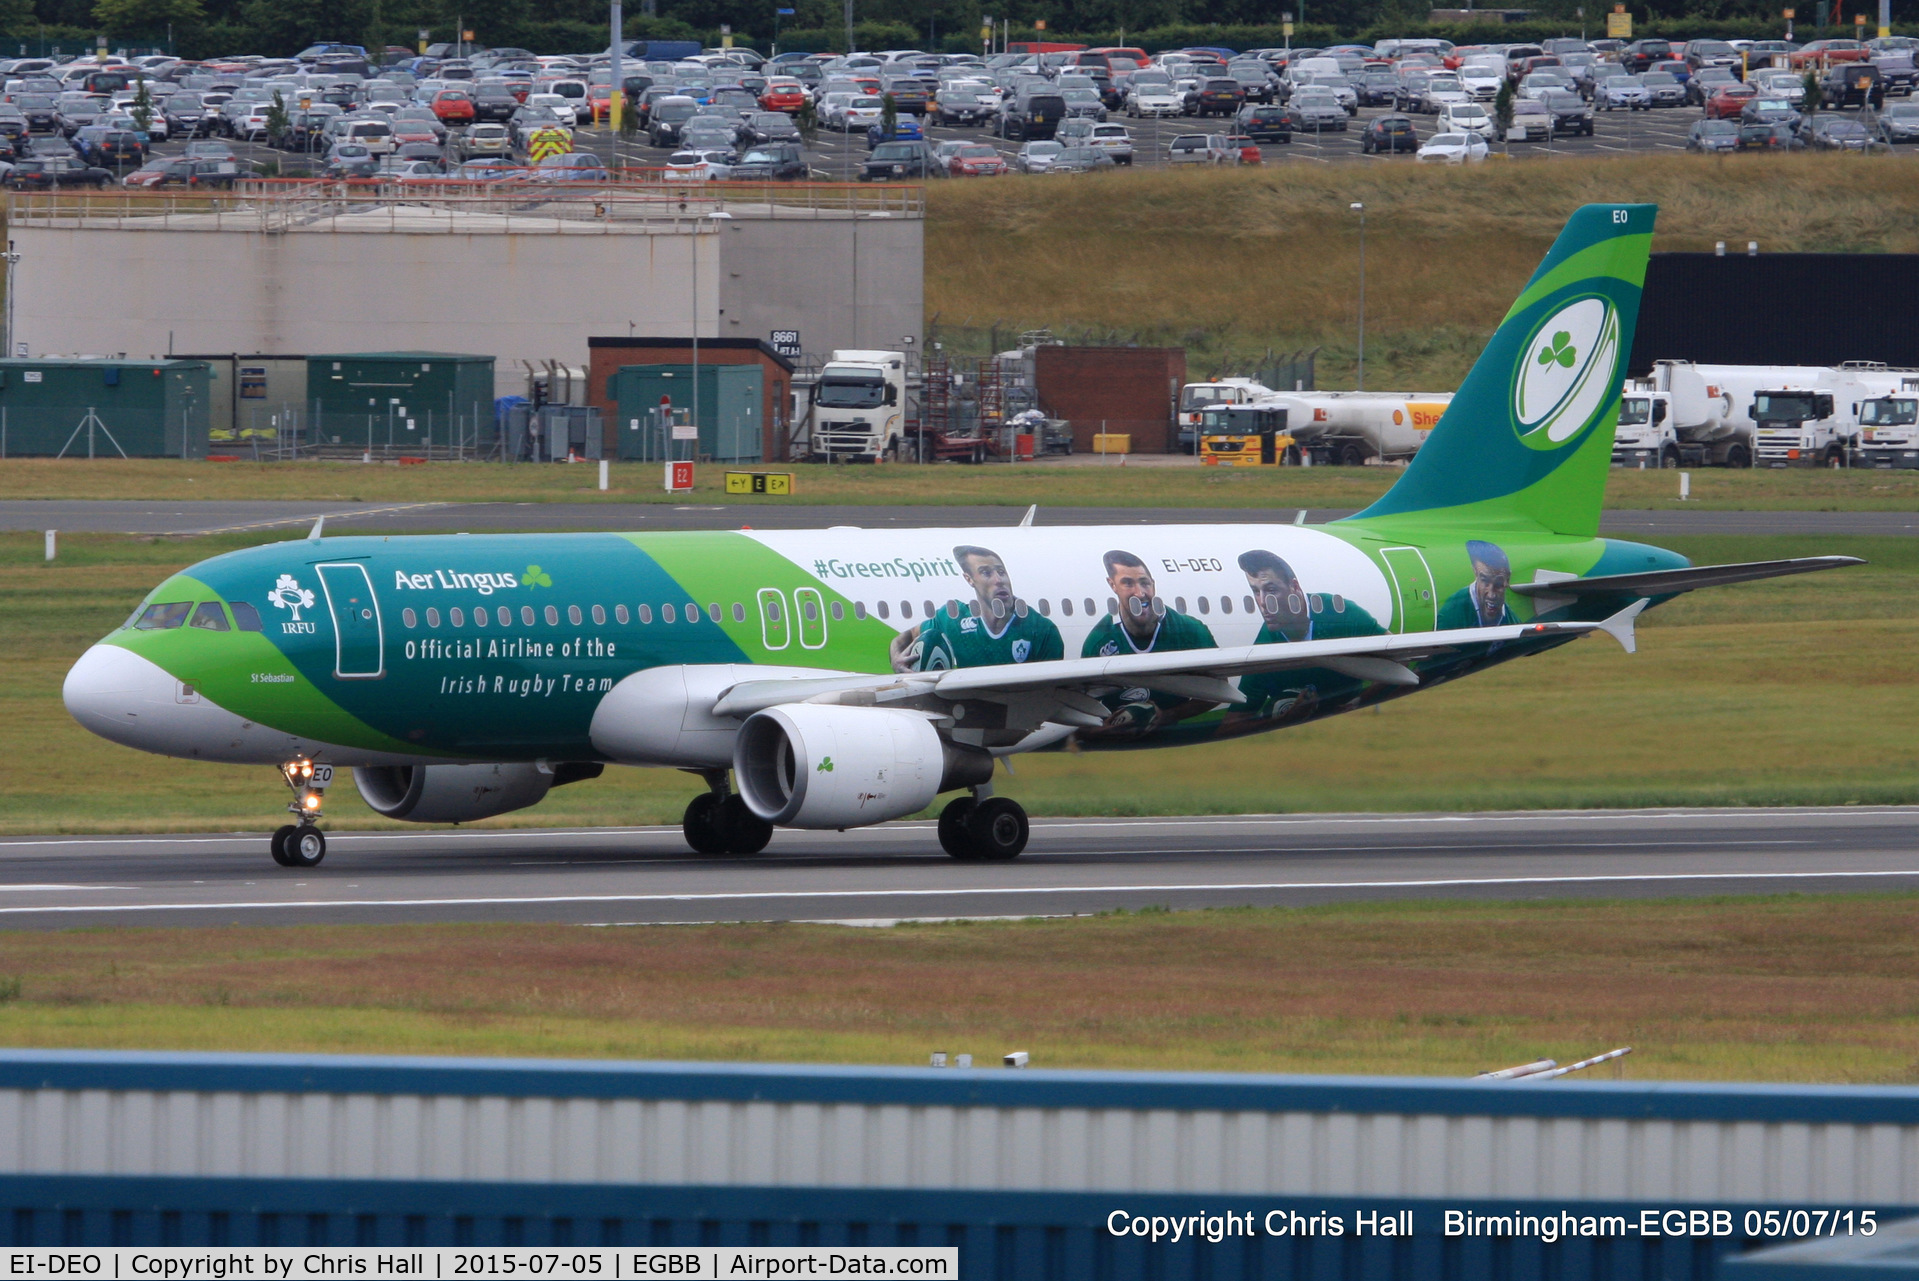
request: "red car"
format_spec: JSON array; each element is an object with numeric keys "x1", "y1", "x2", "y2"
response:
[
  {"x1": 1222, "y1": 134, "x2": 1262, "y2": 165},
  {"x1": 1791, "y1": 38, "x2": 1871, "y2": 68},
  {"x1": 759, "y1": 78, "x2": 807, "y2": 113},
  {"x1": 946, "y1": 142, "x2": 1007, "y2": 176},
  {"x1": 430, "y1": 89, "x2": 475, "y2": 123},
  {"x1": 1704, "y1": 83, "x2": 1758, "y2": 118}
]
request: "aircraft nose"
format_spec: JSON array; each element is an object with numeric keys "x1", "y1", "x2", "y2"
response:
[{"x1": 63, "y1": 643, "x2": 185, "y2": 753}]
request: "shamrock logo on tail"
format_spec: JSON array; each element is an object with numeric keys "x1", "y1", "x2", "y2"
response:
[
  {"x1": 521, "y1": 565, "x2": 552, "y2": 588},
  {"x1": 817, "y1": 756, "x2": 835, "y2": 773},
  {"x1": 1538, "y1": 331, "x2": 1578, "y2": 369}
]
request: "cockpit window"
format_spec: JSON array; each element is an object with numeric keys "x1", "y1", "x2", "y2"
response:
[
  {"x1": 190, "y1": 601, "x2": 230, "y2": 631},
  {"x1": 229, "y1": 601, "x2": 264, "y2": 631},
  {"x1": 135, "y1": 602, "x2": 192, "y2": 630}
]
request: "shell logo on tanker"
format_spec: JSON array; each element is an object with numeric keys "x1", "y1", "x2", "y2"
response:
[{"x1": 1410, "y1": 403, "x2": 1446, "y2": 433}]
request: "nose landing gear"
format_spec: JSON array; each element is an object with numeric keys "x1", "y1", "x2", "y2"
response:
[{"x1": 272, "y1": 759, "x2": 331, "y2": 867}]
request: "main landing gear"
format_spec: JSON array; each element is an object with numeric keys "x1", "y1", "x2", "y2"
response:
[
  {"x1": 271, "y1": 759, "x2": 330, "y2": 868},
  {"x1": 682, "y1": 770, "x2": 774, "y2": 855},
  {"x1": 937, "y1": 786, "x2": 1029, "y2": 861}
]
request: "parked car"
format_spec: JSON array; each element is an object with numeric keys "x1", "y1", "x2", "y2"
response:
[
  {"x1": 1686, "y1": 118, "x2": 1741, "y2": 152},
  {"x1": 1703, "y1": 83, "x2": 1758, "y2": 118},
  {"x1": 1741, "y1": 97, "x2": 1802, "y2": 128},
  {"x1": 727, "y1": 141, "x2": 808, "y2": 180},
  {"x1": 1806, "y1": 114, "x2": 1877, "y2": 149},
  {"x1": 1509, "y1": 98, "x2": 1552, "y2": 139},
  {"x1": 1416, "y1": 130, "x2": 1490, "y2": 163},
  {"x1": 1193, "y1": 77, "x2": 1244, "y2": 116},
  {"x1": 934, "y1": 85, "x2": 996, "y2": 125},
  {"x1": 1360, "y1": 113, "x2": 1419, "y2": 152},
  {"x1": 1291, "y1": 89, "x2": 1348, "y2": 131},
  {"x1": 1049, "y1": 144, "x2": 1117, "y2": 172},
  {"x1": 531, "y1": 152, "x2": 610, "y2": 180},
  {"x1": 1438, "y1": 101, "x2": 1496, "y2": 137},
  {"x1": 1638, "y1": 72, "x2": 1687, "y2": 106},
  {"x1": 1234, "y1": 103, "x2": 1293, "y2": 142},
  {"x1": 429, "y1": 89, "x2": 475, "y2": 123},
  {"x1": 1013, "y1": 138, "x2": 1065, "y2": 172},
  {"x1": 1737, "y1": 121, "x2": 1805, "y2": 149},
  {"x1": 1821, "y1": 61, "x2": 1885, "y2": 109},
  {"x1": 664, "y1": 148, "x2": 734, "y2": 181},
  {"x1": 758, "y1": 78, "x2": 807, "y2": 113},
  {"x1": 1087, "y1": 121, "x2": 1136, "y2": 163},
  {"x1": 861, "y1": 138, "x2": 940, "y2": 180},
  {"x1": 7, "y1": 154, "x2": 111, "y2": 186},
  {"x1": 1874, "y1": 100, "x2": 1919, "y2": 142},
  {"x1": 1540, "y1": 90, "x2": 1595, "y2": 135},
  {"x1": 945, "y1": 141, "x2": 1007, "y2": 176}
]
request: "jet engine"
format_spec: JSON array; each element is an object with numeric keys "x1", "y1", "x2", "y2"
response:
[
  {"x1": 352, "y1": 761, "x2": 601, "y2": 823},
  {"x1": 734, "y1": 705, "x2": 990, "y2": 829}
]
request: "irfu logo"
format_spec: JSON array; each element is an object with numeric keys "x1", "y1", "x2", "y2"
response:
[
  {"x1": 1537, "y1": 331, "x2": 1578, "y2": 370},
  {"x1": 817, "y1": 756, "x2": 835, "y2": 773}
]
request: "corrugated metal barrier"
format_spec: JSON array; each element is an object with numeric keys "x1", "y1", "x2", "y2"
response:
[{"x1": 2, "y1": 1050, "x2": 1915, "y2": 1277}]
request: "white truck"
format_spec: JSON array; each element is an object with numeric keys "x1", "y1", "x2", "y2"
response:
[
  {"x1": 802, "y1": 350, "x2": 907, "y2": 462},
  {"x1": 1249, "y1": 390, "x2": 1454, "y2": 465},
  {"x1": 1178, "y1": 378, "x2": 1271, "y2": 453},
  {"x1": 1616, "y1": 360, "x2": 1919, "y2": 468},
  {"x1": 1859, "y1": 387, "x2": 1919, "y2": 469}
]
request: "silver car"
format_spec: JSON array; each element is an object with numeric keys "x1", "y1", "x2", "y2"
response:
[
  {"x1": 1593, "y1": 74, "x2": 1651, "y2": 110},
  {"x1": 1012, "y1": 139, "x2": 1063, "y2": 172}
]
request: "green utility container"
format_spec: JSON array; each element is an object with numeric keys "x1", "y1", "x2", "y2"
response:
[
  {"x1": 611, "y1": 364, "x2": 763, "y2": 462},
  {"x1": 307, "y1": 351, "x2": 496, "y2": 445},
  {"x1": 0, "y1": 358, "x2": 212, "y2": 458}
]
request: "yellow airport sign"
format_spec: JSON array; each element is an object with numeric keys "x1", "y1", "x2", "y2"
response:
[{"x1": 725, "y1": 471, "x2": 795, "y2": 495}]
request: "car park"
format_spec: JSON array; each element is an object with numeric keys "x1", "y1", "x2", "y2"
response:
[{"x1": 1416, "y1": 130, "x2": 1489, "y2": 162}]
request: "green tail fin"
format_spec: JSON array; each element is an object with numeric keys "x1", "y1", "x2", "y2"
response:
[{"x1": 1348, "y1": 203, "x2": 1656, "y2": 538}]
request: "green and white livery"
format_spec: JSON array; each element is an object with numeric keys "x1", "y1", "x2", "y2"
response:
[{"x1": 64, "y1": 205, "x2": 1860, "y2": 866}]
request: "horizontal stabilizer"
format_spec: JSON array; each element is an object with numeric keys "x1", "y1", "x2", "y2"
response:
[{"x1": 1510, "y1": 556, "x2": 1864, "y2": 599}]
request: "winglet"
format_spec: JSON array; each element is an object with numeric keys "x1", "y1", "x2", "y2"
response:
[
  {"x1": 1595, "y1": 598, "x2": 1648, "y2": 654},
  {"x1": 307, "y1": 515, "x2": 325, "y2": 542},
  {"x1": 1019, "y1": 505, "x2": 1037, "y2": 528}
]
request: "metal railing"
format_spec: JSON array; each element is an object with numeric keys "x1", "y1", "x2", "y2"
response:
[{"x1": 4, "y1": 179, "x2": 924, "y2": 232}]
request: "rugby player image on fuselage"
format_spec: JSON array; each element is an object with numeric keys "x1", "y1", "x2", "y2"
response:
[
  {"x1": 1078, "y1": 550, "x2": 1219, "y2": 743},
  {"x1": 888, "y1": 545, "x2": 1065, "y2": 673},
  {"x1": 1220, "y1": 549, "x2": 1387, "y2": 736},
  {"x1": 1438, "y1": 539, "x2": 1520, "y2": 630}
]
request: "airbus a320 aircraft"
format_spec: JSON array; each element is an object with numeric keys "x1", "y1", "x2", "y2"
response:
[{"x1": 65, "y1": 204, "x2": 1856, "y2": 868}]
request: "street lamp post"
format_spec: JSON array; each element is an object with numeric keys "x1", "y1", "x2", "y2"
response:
[{"x1": 1350, "y1": 201, "x2": 1365, "y2": 391}]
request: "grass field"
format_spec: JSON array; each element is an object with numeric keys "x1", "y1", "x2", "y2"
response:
[
  {"x1": 4, "y1": 529, "x2": 1913, "y2": 834},
  {"x1": 3, "y1": 456, "x2": 1919, "y2": 511},
  {"x1": 924, "y1": 156, "x2": 1919, "y2": 386},
  {"x1": 1, "y1": 894, "x2": 1917, "y2": 1082}
]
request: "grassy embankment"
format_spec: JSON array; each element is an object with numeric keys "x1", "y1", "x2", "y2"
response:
[
  {"x1": 4, "y1": 530, "x2": 1913, "y2": 833},
  {"x1": 2, "y1": 894, "x2": 1918, "y2": 1082},
  {"x1": 2, "y1": 457, "x2": 1919, "y2": 510},
  {"x1": 924, "y1": 155, "x2": 1919, "y2": 387}
]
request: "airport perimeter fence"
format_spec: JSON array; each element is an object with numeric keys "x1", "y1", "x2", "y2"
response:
[{"x1": 4, "y1": 1049, "x2": 1918, "y2": 1278}]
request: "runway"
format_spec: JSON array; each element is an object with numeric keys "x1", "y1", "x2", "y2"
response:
[
  {"x1": 1, "y1": 807, "x2": 1915, "y2": 930},
  {"x1": 3, "y1": 499, "x2": 1914, "y2": 537}
]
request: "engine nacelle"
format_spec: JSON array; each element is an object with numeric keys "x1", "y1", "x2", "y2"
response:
[
  {"x1": 353, "y1": 762, "x2": 555, "y2": 823},
  {"x1": 735, "y1": 705, "x2": 965, "y2": 829}
]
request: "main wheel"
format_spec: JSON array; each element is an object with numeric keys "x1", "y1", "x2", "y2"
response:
[
  {"x1": 1339, "y1": 443, "x2": 1366, "y2": 467},
  {"x1": 720, "y1": 794, "x2": 774, "y2": 854},
  {"x1": 284, "y1": 825, "x2": 326, "y2": 868},
  {"x1": 270, "y1": 824, "x2": 299, "y2": 867},
  {"x1": 965, "y1": 797, "x2": 1029, "y2": 860},
  {"x1": 682, "y1": 792, "x2": 729, "y2": 854},
  {"x1": 938, "y1": 796, "x2": 979, "y2": 859}
]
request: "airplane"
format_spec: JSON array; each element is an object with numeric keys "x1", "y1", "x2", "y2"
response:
[{"x1": 64, "y1": 203, "x2": 1859, "y2": 868}]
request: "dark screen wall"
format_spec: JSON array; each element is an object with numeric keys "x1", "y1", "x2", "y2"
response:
[{"x1": 1631, "y1": 253, "x2": 1919, "y2": 374}]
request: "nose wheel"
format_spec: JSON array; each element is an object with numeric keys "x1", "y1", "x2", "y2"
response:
[
  {"x1": 271, "y1": 759, "x2": 331, "y2": 868},
  {"x1": 271, "y1": 824, "x2": 326, "y2": 868}
]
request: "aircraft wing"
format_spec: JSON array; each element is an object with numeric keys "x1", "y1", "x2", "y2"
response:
[
  {"x1": 710, "y1": 606, "x2": 1643, "y2": 725},
  {"x1": 1511, "y1": 556, "x2": 1863, "y2": 599}
]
